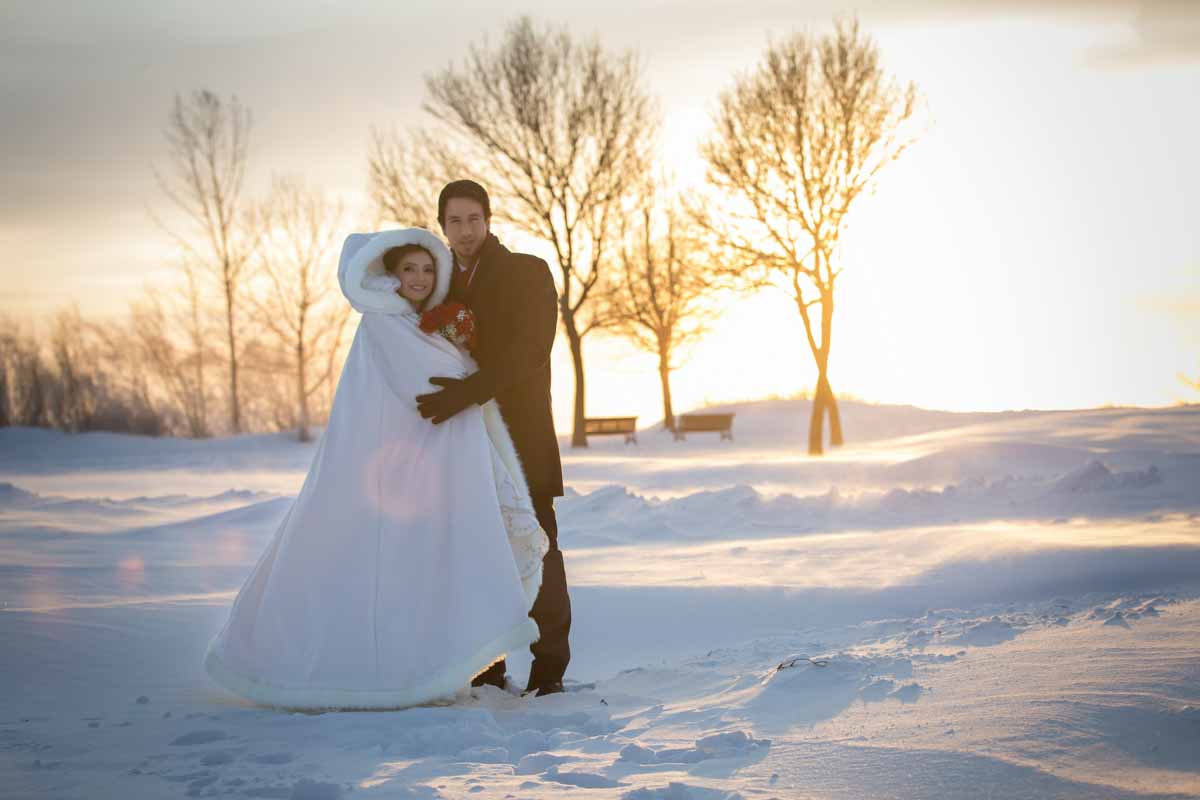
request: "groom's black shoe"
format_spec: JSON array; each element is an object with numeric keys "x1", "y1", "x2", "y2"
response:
[
  {"x1": 471, "y1": 660, "x2": 506, "y2": 690},
  {"x1": 524, "y1": 680, "x2": 564, "y2": 698}
]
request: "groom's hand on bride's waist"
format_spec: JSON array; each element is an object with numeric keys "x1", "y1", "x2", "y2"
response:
[{"x1": 416, "y1": 376, "x2": 478, "y2": 424}]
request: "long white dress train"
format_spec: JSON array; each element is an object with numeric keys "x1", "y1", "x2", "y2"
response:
[{"x1": 204, "y1": 228, "x2": 548, "y2": 710}]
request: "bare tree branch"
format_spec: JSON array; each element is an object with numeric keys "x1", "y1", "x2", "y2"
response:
[
  {"x1": 248, "y1": 176, "x2": 350, "y2": 442},
  {"x1": 153, "y1": 90, "x2": 261, "y2": 433}
]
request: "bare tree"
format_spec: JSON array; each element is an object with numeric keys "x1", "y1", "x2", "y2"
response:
[
  {"x1": 0, "y1": 353, "x2": 8, "y2": 428},
  {"x1": 178, "y1": 263, "x2": 213, "y2": 435},
  {"x1": 0, "y1": 318, "x2": 18, "y2": 427},
  {"x1": 22, "y1": 355, "x2": 50, "y2": 428},
  {"x1": 2, "y1": 312, "x2": 168, "y2": 436},
  {"x1": 249, "y1": 176, "x2": 351, "y2": 442},
  {"x1": 424, "y1": 16, "x2": 658, "y2": 447},
  {"x1": 5, "y1": 324, "x2": 50, "y2": 428},
  {"x1": 47, "y1": 308, "x2": 102, "y2": 432},
  {"x1": 0, "y1": 318, "x2": 20, "y2": 428},
  {"x1": 699, "y1": 18, "x2": 919, "y2": 454},
  {"x1": 77, "y1": 314, "x2": 172, "y2": 436},
  {"x1": 90, "y1": 320, "x2": 150, "y2": 415},
  {"x1": 154, "y1": 89, "x2": 260, "y2": 434},
  {"x1": 597, "y1": 181, "x2": 724, "y2": 431},
  {"x1": 123, "y1": 270, "x2": 215, "y2": 438}
]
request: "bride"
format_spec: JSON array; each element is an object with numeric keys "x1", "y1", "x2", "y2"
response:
[{"x1": 204, "y1": 227, "x2": 549, "y2": 710}]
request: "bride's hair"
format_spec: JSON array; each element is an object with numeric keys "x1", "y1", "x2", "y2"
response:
[{"x1": 382, "y1": 244, "x2": 438, "y2": 310}]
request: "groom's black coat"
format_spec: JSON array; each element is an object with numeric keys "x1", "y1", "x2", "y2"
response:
[
  {"x1": 447, "y1": 232, "x2": 571, "y2": 688},
  {"x1": 452, "y1": 233, "x2": 564, "y2": 499}
]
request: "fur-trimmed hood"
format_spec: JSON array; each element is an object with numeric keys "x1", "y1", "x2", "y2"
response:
[{"x1": 337, "y1": 228, "x2": 454, "y2": 314}]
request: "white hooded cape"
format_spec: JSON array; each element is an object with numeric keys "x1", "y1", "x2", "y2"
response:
[{"x1": 204, "y1": 228, "x2": 548, "y2": 710}]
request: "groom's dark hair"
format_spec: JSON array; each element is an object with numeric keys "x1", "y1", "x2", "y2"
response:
[{"x1": 437, "y1": 180, "x2": 491, "y2": 226}]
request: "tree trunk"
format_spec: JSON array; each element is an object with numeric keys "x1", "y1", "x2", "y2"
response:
[
  {"x1": 815, "y1": 270, "x2": 841, "y2": 449},
  {"x1": 659, "y1": 353, "x2": 675, "y2": 431},
  {"x1": 193, "y1": 345, "x2": 209, "y2": 438},
  {"x1": 195, "y1": 330, "x2": 209, "y2": 438},
  {"x1": 296, "y1": 342, "x2": 311, "y2": 443},
  {"x1": 26, "y1": 360, "x2": 48, "y2": 427},
  {"x1": 564, "y1": 311, "x2": 588, "y2": 448},
  {"x1": 819, "y1": 372, "x2": 843, "y2": 447},
  {"x1": 807, "y1": 374, "x2": 827, "y2": 456},
  {"x1": 188, "y1": 268, "x2": 210, "y2": 439},
  {"x1": 0, "y1": 367, "x2": 9, "y2": 427},
  {"x1": 223, "y1": 276, "x2": 241, "y2": 434}
]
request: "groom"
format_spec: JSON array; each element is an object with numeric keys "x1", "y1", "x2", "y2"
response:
[{"x1": 416, "y1": 179, "x2": 570, "y2": 697}]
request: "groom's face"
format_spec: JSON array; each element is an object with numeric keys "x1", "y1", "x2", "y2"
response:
[{"x1": 441, "y1": 197, "x2": 489, "y2": 262}]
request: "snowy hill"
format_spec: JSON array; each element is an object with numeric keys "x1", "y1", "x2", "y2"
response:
[{"x1": 2, "y1": 402, "x2": 1199, "y2": 798}]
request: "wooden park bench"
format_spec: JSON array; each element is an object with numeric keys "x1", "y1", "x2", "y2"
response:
[
  {"x1": 584, "y1": 416, "x2": 639, "y2": 444},
  {"x1": 673, "y1": 412, "x2": 735, "y2": 442}
]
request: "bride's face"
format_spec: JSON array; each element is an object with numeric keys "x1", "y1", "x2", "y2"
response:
[{"x1": 392, "y1": 252, "x2": 437, "y2": 305}]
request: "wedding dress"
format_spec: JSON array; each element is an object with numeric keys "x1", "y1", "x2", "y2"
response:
[{"x1": 204, "y1": 228, "x2": 548, "y2": 710}]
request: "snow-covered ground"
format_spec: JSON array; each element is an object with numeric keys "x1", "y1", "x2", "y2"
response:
[{"x1": 2, "y1": 400, "x2": 1199, "y2": 799}]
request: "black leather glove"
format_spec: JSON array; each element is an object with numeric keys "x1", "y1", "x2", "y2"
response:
[{"x1": 416, "y1": 376, "x2": 476, "y2": 425}]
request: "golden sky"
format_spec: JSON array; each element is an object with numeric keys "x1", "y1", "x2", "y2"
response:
[{"x1": 1, "y1": 1, "x2": 1198, "y2": 426}]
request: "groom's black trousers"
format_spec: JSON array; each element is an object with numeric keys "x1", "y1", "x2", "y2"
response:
[
  {"x1": 528, "y1": 495, "x2": 571, "y2": 685},
  {"x1": 476, "y1": 495, "x2": 571, "y2": 689}
]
